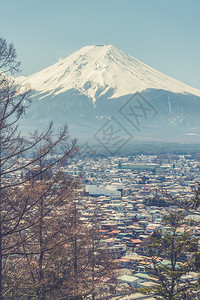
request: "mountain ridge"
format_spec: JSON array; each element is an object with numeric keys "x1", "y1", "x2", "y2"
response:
[
  {"x1": 18, "y1": 44, "x2": 200, "y2": 103},
  {"x1": 17, "y1": 44, "x2": 200, "y2": 145}
]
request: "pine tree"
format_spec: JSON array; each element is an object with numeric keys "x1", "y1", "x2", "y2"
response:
[{"x1": 144, "y1": 212, "x2": 198, "y2": 300}]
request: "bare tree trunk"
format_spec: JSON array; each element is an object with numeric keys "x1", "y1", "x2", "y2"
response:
[
  {"x1": 38, "y1": 198, "x2": 45, "y2": 300},
  {"x1": 0, "y1": 136, "x2": 3, "y2": 300},
  {"x1": 73, "y1": 201, "x2": 78, "y2": 298},
  {"x1": 0, "y1": 233, "x2": 2, "y2": 300}
]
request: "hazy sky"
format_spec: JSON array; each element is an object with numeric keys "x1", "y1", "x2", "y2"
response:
[{"x1": 1, "y1": 0, "x2": 200, "y2": 89}]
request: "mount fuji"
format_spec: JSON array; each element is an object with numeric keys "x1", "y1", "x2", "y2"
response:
[{"x1": 18, "y1": 44, "x2": 200, "y2": 147}]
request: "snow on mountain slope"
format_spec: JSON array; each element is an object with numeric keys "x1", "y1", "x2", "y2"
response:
[{"x1": 18, "y1": 44, "x2": 200, "y2": 103}]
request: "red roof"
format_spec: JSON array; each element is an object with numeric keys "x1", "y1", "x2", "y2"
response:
[
  {"x1": 110, "y1": 230, "x2": 121, "y2": 234},
  {"x1": 130, "y1": 239, "x2": 143, "y2": 243},
  {"x1": 119, "y1": 258, "x2": 131, "y2": 262}
]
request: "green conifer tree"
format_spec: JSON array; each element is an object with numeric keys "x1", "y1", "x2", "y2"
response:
[{"x1": 144, "y1": 212, "x2": 198, "y2": 300}]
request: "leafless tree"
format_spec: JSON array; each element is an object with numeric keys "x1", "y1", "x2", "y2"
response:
[
  {"x1": 56, "y1": 198, "x2": 118, "y2": 300},
  {"x1": 0, "y1": 37, "x2": 117, "y2": 300},
  {"x1": 0, "y1": 37, "x2": 78, "y2": 299}
]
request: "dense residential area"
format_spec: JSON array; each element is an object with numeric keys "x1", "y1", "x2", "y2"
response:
[
  {"x1": 66, "y1": 153, "x2": 200, "y2": 298},
  {"x1": 1, "y1": 1, "x2": 200, "y2": 296},
  {"x1": 3, "y1": 149, "x2": 200, "y2": 298}
]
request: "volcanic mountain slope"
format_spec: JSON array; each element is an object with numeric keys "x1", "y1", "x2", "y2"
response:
[{"x1": 18, "y1": 45, "x2": 200, "y2": 144}]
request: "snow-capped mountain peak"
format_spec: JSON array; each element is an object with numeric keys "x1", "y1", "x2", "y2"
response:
[{"x1": 19, "y1": 44, "x2": 200, "y2": 102}]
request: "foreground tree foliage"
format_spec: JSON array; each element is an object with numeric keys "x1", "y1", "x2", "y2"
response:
[
  {"x1": 0, "y1": 37, "x2": 117, "y2": 299},
  {"x1": 144, "y1": 212, "x2": 198, "y2": 300},
  {"x1": 0, "y1": 37, "x2": 76, "y2": 298},
  {"x1": 13, "y1": 183, "x2": 117, "y2": 299}
]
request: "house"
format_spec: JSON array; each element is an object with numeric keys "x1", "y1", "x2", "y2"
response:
[{"x1": 118, "y1": 274, "x2": 138, "y2": 287}]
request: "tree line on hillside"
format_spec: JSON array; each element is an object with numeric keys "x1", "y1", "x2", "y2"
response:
[{"x1": 144, "y1": 193, "x2": 170, "y2": 207}]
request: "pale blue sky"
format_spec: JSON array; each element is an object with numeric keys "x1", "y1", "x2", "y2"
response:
[{"x1": 1, "y1": 0, "x2": 200, "y2": 89}]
